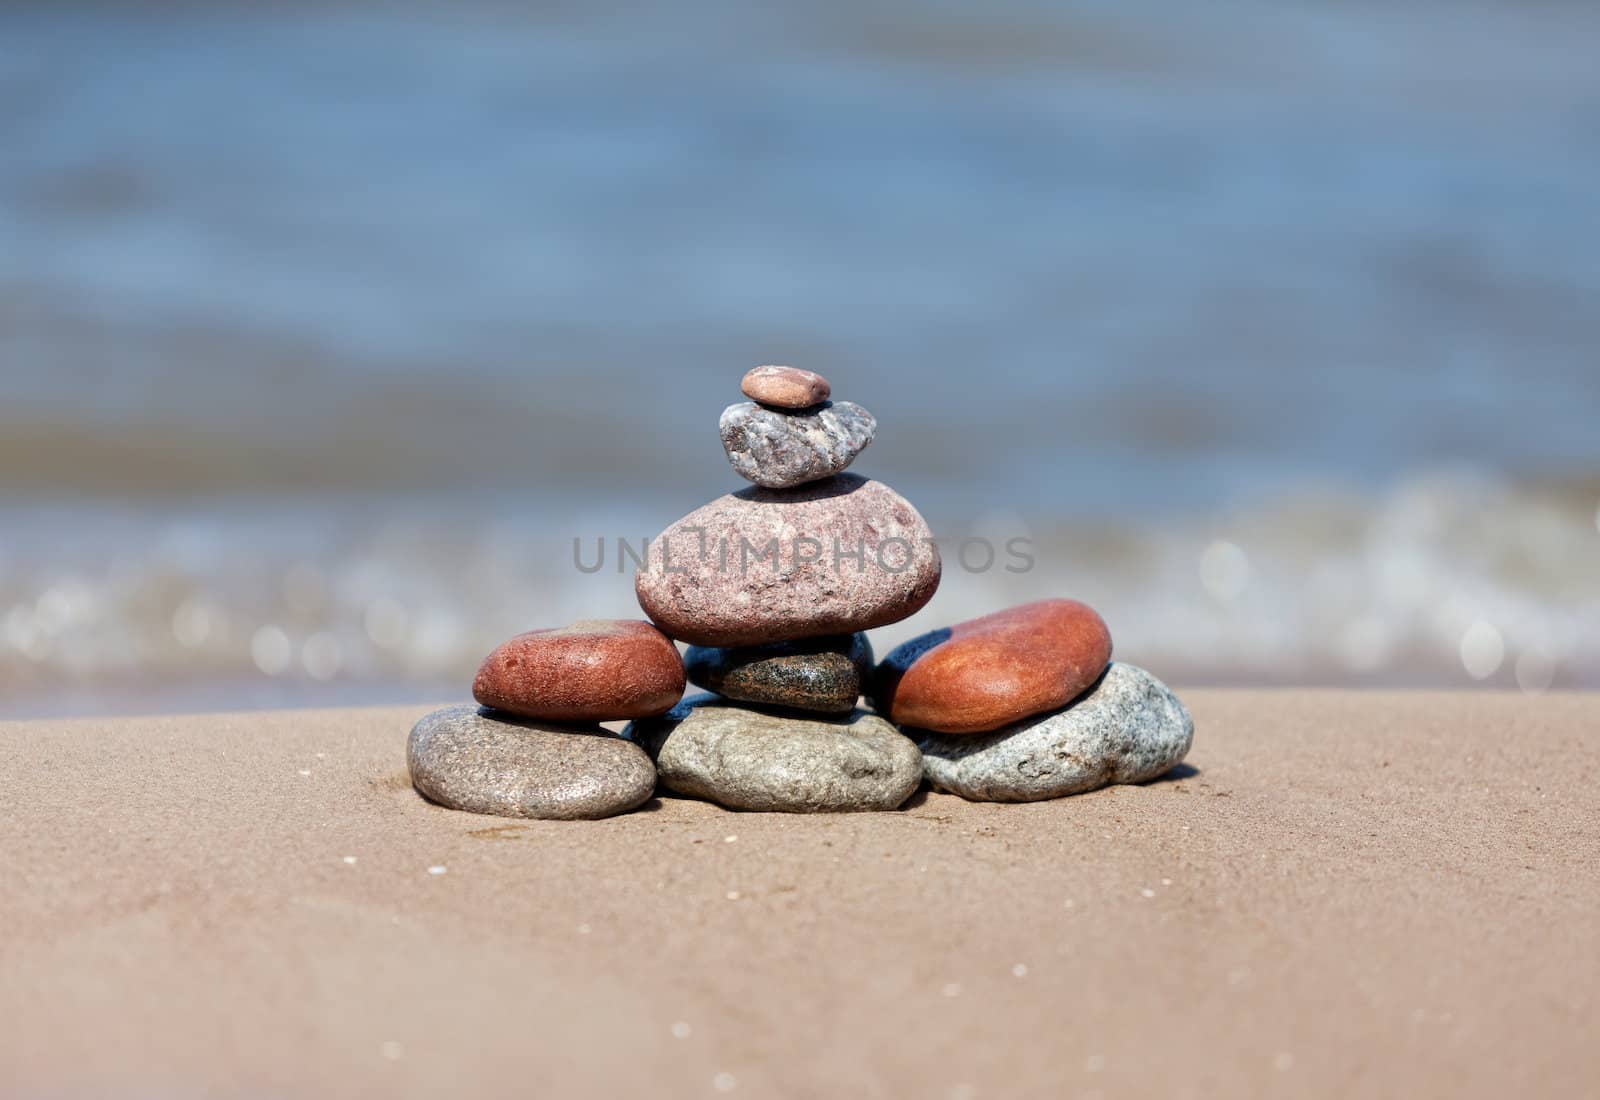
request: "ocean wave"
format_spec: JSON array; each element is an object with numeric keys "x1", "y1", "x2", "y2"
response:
[{"x1": 2, "y1": 470, "x2": 1594, "y2": 715}]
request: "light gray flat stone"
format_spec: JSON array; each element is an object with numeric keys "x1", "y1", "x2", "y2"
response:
[
  {"x1": 623, "y1": 695, "x2": 922, "y2": 813},
  {"x1": 408, "y1": 704, "x2": 657, "y2": 820},
  {"x1": 719, "y1": 400, "x2": 875, "y2": 488},
  {"x1": 910, "y1": 663, "x2": 1193, "y2": 802}
]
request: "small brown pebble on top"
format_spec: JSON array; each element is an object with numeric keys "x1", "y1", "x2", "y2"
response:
[{"x1": 741, "y1": 365, "x2": 830, "y2": 409}]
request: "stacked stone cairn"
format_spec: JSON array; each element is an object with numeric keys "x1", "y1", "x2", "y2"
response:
[{"x1": 408, "y1": 366, "x2": 1193, "y2": 819}]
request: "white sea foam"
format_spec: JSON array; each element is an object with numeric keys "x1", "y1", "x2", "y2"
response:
[{"x1": 0, "y1": 470, "x2": 1593, "y2": 715}]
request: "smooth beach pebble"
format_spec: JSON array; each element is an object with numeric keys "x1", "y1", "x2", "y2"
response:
[
  {"x1": 719, "y1": 400, "x2": 875, "y2": 488},
  {"x1": 635, "y1": 473, "x2": 941, "y2": 647},
  {"x1": 472, "y1": 619, "x2": 684, "y2": 722},
  {"x1": 870, "y1": 598, "x2": 1112, "y2": 734},
  {"x1": 740, "y1": 365, "x2": 831, "y2": 409},
  {"x1": 912, "y1": 662, "x2": 1193, "y2": 802},
  {"x1": 684, "y1": 633, "x2": 873, "y2": 714},
  {"x1": 623, "y1": 695, "x2": 923, "y2": 812},
  {"x1": 408, "y1": 704, "x2": 657, "y2": 819}
]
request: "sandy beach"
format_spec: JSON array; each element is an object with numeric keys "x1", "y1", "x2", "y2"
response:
[{"x1": 3, "y1": 690, "x2": 1595, "y2": 1097}]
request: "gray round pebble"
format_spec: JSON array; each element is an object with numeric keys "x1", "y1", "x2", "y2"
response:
[
  {"x1": 623, "y1": 694, "x2": 922, "y2": 813},
  {"x1": 719, "y1": 400, "x2": 876, "y2": 488},
  {"x1": 910, "y1": 663, "x2": 1193, "y2": 802},
  {"x1": 408, "y1": 704, "x2": 657, "y2": 820}
]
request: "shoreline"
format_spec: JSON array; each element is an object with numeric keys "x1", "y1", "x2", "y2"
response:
[
  {"x1": 6, "y1": 674, "x2": 1594, "y2": 723},
  {"x1": 5, "y1": 691, "x2": 1597, "y2": 1096}
]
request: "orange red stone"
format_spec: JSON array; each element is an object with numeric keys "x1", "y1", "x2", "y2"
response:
[
  {"x1": 870, "y1": 599, "x2": 1112, "y2": 734},
  {"x1": 473, "y1": 619, "x2": 684, "y2": 722}
]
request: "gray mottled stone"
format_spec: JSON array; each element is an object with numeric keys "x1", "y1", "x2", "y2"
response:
[
  {"x1": 408, "y1": 704, "x2": 656, "y2": 819},
  {"x1": 623, "y1": 695, "x2": 922, "y2": 813},
  {"x1": 719, "y1": 400, "x2": 876, "y2": 488},
  {"x1": 684, "y1": 633, "x2": 873, "y2": 714},
  {"x1": 910, "y1": 663, "x2": 1193, "y2": 802}
]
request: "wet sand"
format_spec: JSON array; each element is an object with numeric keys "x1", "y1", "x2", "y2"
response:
[{"x1": 4, "y1": 691, "x2": 1596, "y2": 1097}]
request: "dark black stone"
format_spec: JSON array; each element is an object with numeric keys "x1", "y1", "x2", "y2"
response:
[{"x1": 683, "y1": 633, "x2": 873, "y2": 714}]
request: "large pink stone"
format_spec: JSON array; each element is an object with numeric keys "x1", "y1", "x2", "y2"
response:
[{"x1": 635, "y1": 474, "x2": 940, "y2": 647}]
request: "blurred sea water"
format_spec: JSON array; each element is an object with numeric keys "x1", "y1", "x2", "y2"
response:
[{"x1": 2, "y1": 0, "x2": 1598, "y2": 713}]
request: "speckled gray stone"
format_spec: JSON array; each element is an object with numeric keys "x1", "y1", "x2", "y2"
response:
[
  {"x1": 623, "y1": 695, "x2": 922, "y2": 813},
  {"x1": 684, "y1": 633, "x2": 873, "y2": 714},
  {"x1": 408, "y1": 704, "x2": 656, "y2": 819},
  {"x1": 910, "y1": 663, "x2": 1193, "y2": 802},
  {"x1": 719, "y1": 400, "x2": 876, "y2": 488}
]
